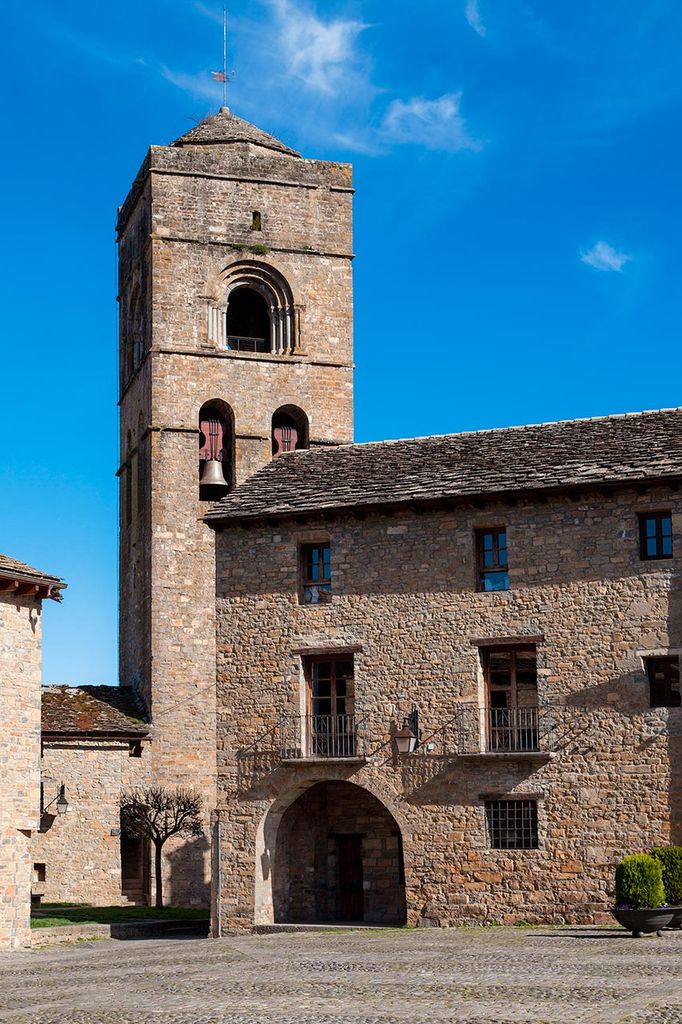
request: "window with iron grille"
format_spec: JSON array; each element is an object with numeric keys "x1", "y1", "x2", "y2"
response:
[
  {"x1": 485, "y1": 800, "x2": 538, "y2": 849},
  {"x1": 300, "y1": 543, "x2": 331, "y2": 604},
  {"x1": 646, "y1": 656, "x2": 681, "y2": 708},
  {"x1": 476, "y1": 528, "x2": 510, "y2": 591},
  {"x1": 639, "y1": 512, "x2": 673, "y2": 560}
]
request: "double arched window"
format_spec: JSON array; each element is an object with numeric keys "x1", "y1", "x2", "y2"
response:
[{"x1": 207, "y1": 262, "x2": 299, "y2": 355}]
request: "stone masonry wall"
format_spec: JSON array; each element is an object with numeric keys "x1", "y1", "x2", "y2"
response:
[
  {"x1": 214, "y1": 486, "x2": 682, "y2": 930},
  {"x1": 0, "y1": 593, "x2": 42, "y2": 949},
  {"x1": 33, "y1": 740, "x2": 150, "y2": 906},
  {"x1": 117, "y1": 134, "x2": 354, "y2": 905}
]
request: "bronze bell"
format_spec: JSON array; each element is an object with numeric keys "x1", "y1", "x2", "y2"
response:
[{"x1": 199, "y1": 459, "x2": 228, "y2": 488}]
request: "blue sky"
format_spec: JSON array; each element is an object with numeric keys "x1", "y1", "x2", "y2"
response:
[{"x1": 3, "y1": 0, "x2": 681, "y2": 685}]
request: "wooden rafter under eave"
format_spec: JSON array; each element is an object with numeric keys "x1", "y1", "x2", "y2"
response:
[{"x1": 0, "y1": 574, "x2": 66, "y2": 601}]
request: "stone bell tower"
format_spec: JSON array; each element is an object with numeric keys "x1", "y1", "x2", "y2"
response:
[{"x1": 116, "y1": 108, "x2": 354, "y2": 903}]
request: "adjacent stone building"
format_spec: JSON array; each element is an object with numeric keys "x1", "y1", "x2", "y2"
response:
[
  {"x1": 34, "y1": 687, "x2": 150, "y2": 905},
  {"x1": 204, "y1": 412, "x2": 682, "y2": 929},
  {"x1": 0, "y1": 554, "x2": 64, "y2": 950}
]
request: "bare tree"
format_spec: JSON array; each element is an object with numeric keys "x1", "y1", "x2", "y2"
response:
[{"x1": 120, "y1": 787, "x2": 204, "y2": 908}]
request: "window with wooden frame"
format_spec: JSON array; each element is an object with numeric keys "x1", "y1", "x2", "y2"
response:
[
  {"x1": 646, "y1": 656, "x2": 681, "y2": 708},
  {"x1": 481, "y1": 647, "x2": 539, "y2": 751},
  {"x1": 304, "y1": 656, "x2": 355, "y2": 757},
  {"x1": 300, "y1": 542, "x2": 331, "y2": 604},
  {"x1": 639, "y1": 511, "x2": 673, "y2": 560},
  {"x1": 476, "y1": 528, "x2": 510, "y2": 591},
  {"x1": 485, "y1": 799, "x2": 539, "y2": 849}
]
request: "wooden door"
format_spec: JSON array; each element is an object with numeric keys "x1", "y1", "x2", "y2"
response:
[{"x1": 337, "y1": 834, "x2": 364, "y2": 921}]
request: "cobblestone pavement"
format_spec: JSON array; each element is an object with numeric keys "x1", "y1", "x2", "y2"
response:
[{"x1": 1, "y1": 927, "x2": 682, "y2": 1024}]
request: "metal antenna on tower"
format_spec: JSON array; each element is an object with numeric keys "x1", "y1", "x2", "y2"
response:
[{"x1": 212, "y1": 5, "x2": 235, "y2": 109}]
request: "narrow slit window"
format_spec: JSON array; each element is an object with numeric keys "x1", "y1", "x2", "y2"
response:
[{"x1": 251, "y1": 210, "x2": 262, "y2": 231}]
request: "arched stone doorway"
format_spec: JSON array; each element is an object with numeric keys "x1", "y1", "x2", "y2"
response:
[{"x1": 271, "y1": 781, "x2": 407, "y2": 925}]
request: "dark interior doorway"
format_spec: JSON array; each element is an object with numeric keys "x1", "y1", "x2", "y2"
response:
[
  {"x1": 337, "y1": 834, "x2": 364, "y2": 921},
  {"x1": 273, "y1": 781, "x2": 406, "y2": 925},
  {"x1": 120, "y1": 831, "x2": 150, "y2": 905}
]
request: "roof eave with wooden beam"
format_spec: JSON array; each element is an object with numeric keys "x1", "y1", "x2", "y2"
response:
[{"x1": 0, "y1": 572, "x2": 66, "y2": 602}]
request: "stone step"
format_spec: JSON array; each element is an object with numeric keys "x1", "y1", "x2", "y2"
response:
[{"x1": 252, "y1": 923, "x2": 401, "y2": 934}]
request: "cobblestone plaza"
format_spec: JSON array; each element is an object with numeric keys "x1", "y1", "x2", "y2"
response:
[{"x1": 1, "y1": 928, "x2": 682, "y2": 1024}]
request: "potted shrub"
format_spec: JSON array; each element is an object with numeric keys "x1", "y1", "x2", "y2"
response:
[
  {"x1": 650, "y1": 846, "x2": 682, "y2": 928},
  {"x1": 612, "y1": 853, "x2": 674, "y2": 936}
]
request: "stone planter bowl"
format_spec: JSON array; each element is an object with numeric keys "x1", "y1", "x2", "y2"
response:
[
  {"x1": 666, "y1": 905, "x2": 682, "y2": 929},
  {"x1": 611, "y1": 908, "x2": 675, "y2": 937}
]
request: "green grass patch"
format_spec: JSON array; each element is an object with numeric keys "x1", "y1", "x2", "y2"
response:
[{"x1": 31, "y1": 904, "x2": 208, "y2": 929}]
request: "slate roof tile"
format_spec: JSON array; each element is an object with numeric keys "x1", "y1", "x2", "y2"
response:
[
  {"x1": 172, "y1": 108, "x2": 300, "y2": 157},
  {"x1": 42, "y1": 686, "x2": 149, "y2": 737},
  {"x1": 0, "y1": 554, "x2": 63, "y2": 585},
  {"x1": 205, "y1": 408, "x2": 682, "y2": 523}
]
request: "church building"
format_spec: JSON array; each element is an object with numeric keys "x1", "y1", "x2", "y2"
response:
[{"x1": 31, "y1": 105, "x2": 682, "y2": 932}]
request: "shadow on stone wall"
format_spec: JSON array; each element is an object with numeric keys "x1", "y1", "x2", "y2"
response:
[{"x1": 165, "y1": 835, "x2": 211, "y2": 907}]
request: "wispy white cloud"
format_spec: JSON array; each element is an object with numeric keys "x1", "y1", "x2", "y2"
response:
[
  {"x1": 465, "y1": 0, "x2": 486, "y2": 37},
  {"x1": 161, "y1": 66, "x2": 223, "y2": 104},
  {"x1": 381, "y1": 93, "x2": 482, "y2": 152},
  {"x1": 193, "y1": 1, "x2": 225, "y2": 25},
  {"x1": 580, "y1": 240, "x2": 632, "y2": 273},
  {"x1": 269, "y1": 0, "x2": 369, "y2": 95},
  {"x1": 331, "y1": 131, "x2": 383, "y2": 156}
]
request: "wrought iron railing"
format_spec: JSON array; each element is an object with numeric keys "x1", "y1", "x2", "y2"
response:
[
  {"x1": 456, "y1": 704, "x2": 554, "y2": 754},
  {"x1": 486, "y1": 706, "x2": 540, "y2": 752},
  {"x1": 226, "y1": 334, "x2": 269, "y2": 353},
  {"x1": 280, "y1": 714, "x2": 361, "y2": 759}
]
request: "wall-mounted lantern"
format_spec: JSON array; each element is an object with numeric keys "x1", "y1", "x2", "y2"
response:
[
  {"x1": 394, "y1": 706, "x2": 420, "y2": 755},
  {"x1": 56, "y1": 783, "x2": 69, "y2": 816},
  {"x1": 43, "y1": 782, "x2": 69, "y2": 817},
  {"x1": 394, "y1": 725, "x2": 417, "y2": 755}
]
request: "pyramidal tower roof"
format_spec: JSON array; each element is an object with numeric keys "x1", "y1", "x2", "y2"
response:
[{"x1": 172, "y1": 107, "x2": 301, "y2": 157}]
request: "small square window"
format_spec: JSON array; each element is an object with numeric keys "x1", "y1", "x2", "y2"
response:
[
  {"x1": 476, "y1": 528, "x2": 509, "y2": 591},
  {"x1": 639, "y1": 512, "x2": 673, "y2": 560},
  {"x1": 300, "y1": 543, "x2": 331, "y2": 604},
  {"x1": 485, "y1": 799, "x2": 538, "y2": 849},
  {"x1": 646, "y1": 656, "x2": 681, "y2": 708}
]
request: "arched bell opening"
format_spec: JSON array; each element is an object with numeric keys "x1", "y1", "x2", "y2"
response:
[
  {"x1": 226, "y1": 287, "x2": 270, "y2": 353},
  {"x1": 124, "y1": 284, "x2": 144, "y2": 381},
  {"x1": 271, "y1": 405, "x2": 309, "y2": 458},
  {"x1": 198, "y1": 400, "x2": 234, "y2": 501},
  {"x1": 266, "y1": 781, "x2": 407, "y2": 926}
]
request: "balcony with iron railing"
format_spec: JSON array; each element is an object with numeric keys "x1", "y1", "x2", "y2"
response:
[
  {"x1": 280, "y1": 713, "x2": 365, "y2": 761},
  {"x1": 236, "y1": 703, "x2": 561, "y2": 783},
  {"x1": 455, "y1": 704, "x2": 555, "y2": 758}
]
